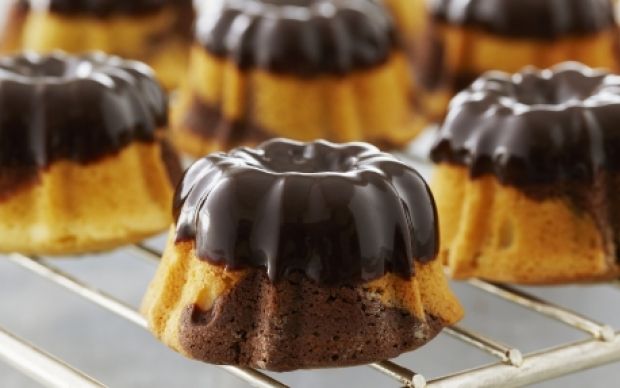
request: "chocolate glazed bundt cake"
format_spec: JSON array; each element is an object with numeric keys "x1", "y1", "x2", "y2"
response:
[
  {"x1": 143, "y1": 139, "x2": 463, "y2": 371},
  {"x1": 0, "y1": 52, "x2": 182, "y2": 255},
  {"x1": 172, "y1": 0, "x2": 423, "y2": 156},
  {"x1": 0, "y1": 0, "x2": 194, "y2": 89},
  {"x1": 415, "y1": 0, "x2": 620, "y2": 122},
  {"x1": 431, "y1": 62, "x2": 620, "y2": 284}
]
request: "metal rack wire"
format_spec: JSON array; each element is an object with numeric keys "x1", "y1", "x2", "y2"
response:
[{"x1": 1, "y1": 150, "x2": 619, "y2": 387}]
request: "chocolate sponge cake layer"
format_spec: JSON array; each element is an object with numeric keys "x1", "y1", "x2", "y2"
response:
[{"x1": 179, "y1": 270, "x2": 444, "y2": 371}]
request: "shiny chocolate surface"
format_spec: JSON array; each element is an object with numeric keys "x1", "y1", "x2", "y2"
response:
[
  {"x1": 0, "y1": 52, "x2": 168, "y2": 197},
  {"x1": 195, "y1": 0, "x2": 397, "y2": 77},
  {"x1": 174, "y1": 139, "x2": 439, "y2": 285},
  {"x1": 431, "y1": 62, "x2": 620, "y2": 187},
  {"x1": 429, "y1": 0, "x2": 616, "y2": 39},
  {"x1": 20, "y1": 0, "x2": 192, "y2": 16}
]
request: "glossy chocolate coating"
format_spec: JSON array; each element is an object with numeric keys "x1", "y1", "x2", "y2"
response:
[
  {"x1": 429, "y1": 0, "x2": 616, "y2": 39},
  {"x1": 431, "y1": 62, "x2": 620, "y2": 187},
  {"x1": 174, "y1": 139, "x2": 439, "y2": 285},
  {"x1": 195, "y1": 0, "x2": 397, "y2": 77},
  {"x1": 19, "y1": 0, "x2": 192, "y2": 16},
  {"x1": 0, "y1": 52, "x2": 167, "y2": 196}
]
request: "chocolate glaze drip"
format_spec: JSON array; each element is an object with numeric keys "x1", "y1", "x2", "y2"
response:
[
  {"x1": 431, "y1": 62, "x2": 620, "y2": 187},
  {"x1": 19, "y1": 0, "x2": 193, "y2": 17},
  {"x1": 0, "y1": 52, "x2": 169, "y2": 196},
  {"x1": 195, "y1": 0, "x2": 398, "y2": 77},
  {"x1": 174, "y1": 139, "x2": 439, "y2": 285},
  {"x1": 429, "y1": 0, "x2": 616, "y2": 39}
]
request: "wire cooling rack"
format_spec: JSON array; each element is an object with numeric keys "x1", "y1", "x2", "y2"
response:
[
  {"x1": 2, "y1": 247, "x2": 619, "y2": 388},
  {"x1": 0, "y1": 145, "x2": 619, "y2": 388}
]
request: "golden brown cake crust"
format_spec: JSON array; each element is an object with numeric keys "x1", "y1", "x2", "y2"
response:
[
  {"x1": 172, "y1": 48, "x2": 423, "y2": 155},
  {"x1": 0, "y1": 142, "x2": 176, "y2": 255},
  {"x1": 432, "y1": 165, "x2": 620, "y2": 284},
  {"x1": 7, "y1": 1, "x2": 194, "y2": 89}
]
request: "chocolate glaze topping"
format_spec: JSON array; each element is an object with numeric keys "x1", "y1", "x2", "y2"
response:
[
  {"x1": 429, "y1": 0, "x2": 616, "y2": 39},
  {"x1": 0, "y1": 51, "x2": 168, "y2": 197},
  {"x1": 431, "y1": 62, "x2": 620, "y2": 187},
  {"x1": 195, "y1": 0, "x2": 398, "y2": 77},
  {"x1": 174, "y1": 139, "x2": 439, "y2": 285},
  {"x1": 20, "y1": 0, "x2": 192, "y2": 17}
]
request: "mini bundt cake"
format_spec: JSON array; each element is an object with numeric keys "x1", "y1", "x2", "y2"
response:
[
  {"x1": 0, "y1": 0, "x2": 194, "y2": 89},
  {"x1": 416, "y1": 0, "x2": 620, "y2": 122},
  {"x1": 172, "y1": 0, "x2": 422, "y2": 156},
  {"x1": 143, "y1": 139, "x2": 463, "y2": 371},
  {"x1": 431, "y1": 62, "x2": 620, "y2": 284},
  {"x1": 0, "y1": 52, "x2": 182, "y2": 255}
]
